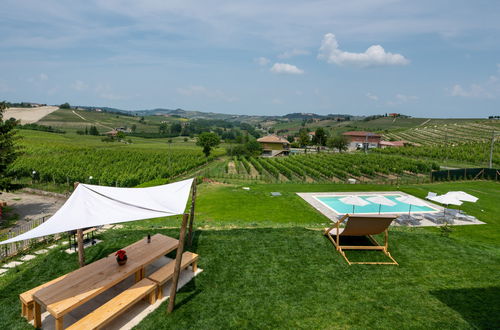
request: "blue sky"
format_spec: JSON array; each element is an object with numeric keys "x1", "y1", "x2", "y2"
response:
[{"x1": 1, "y1": 0, "x2": 499, "y2": 118}]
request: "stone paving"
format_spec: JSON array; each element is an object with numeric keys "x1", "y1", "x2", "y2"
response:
[
  {"x1": 3, "y1": 261, "x2": 23, "y2": 268},
  {"x1": 20, "y1": 255, "x2": 36, "y2": 261}
]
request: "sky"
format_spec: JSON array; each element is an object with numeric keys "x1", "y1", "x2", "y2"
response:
[{"x1": 1, "y1": 0, "x2": 499, "y2": 118}]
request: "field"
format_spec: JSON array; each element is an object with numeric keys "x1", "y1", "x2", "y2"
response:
[
  {"x1": 205, "y1": 153, "x2": 438, "y2": 184},
  {"x1": 10, "y1": 130, "x2": 223, "y2": 188},
  {"x1": 270, "y1": 116, "x2": 496, "y2": 136},
  {"x1": 0, "y1": 181, "x2": 498, "y2": 329},
  {"x1": 36, "y1": 108, "x2": 182, "y2": 134},
  {"x1": 383, "y1": 120, "x2": 499, "y2": 145},
  {"x1": 373, "y1": 142, "x2": 500, "y2": 167},
  {"x1": 3, "y1": 106, "x2": 59, "y2": 124}
]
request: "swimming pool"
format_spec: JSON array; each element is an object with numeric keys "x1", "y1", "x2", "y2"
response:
[{"x1": 311, "y1": 193, "x2": 439, "y2": 215}]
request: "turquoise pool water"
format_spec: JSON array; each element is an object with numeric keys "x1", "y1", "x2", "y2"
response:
[{"x1": 316, "y1": 194, "x2": 438, "y2": 214}]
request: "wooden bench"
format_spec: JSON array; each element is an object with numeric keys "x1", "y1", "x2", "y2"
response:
[
  {"x1": 20, "y1": 274, "x2": 67, "y2": 321},
  {"x1": 67, "y1": 278, "x2": 157, "y2": 330},
  {"x1": 148, "y1": 251, "x2": 198, "y2": 299}
]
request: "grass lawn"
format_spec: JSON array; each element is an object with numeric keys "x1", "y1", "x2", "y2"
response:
[{"x1": 0, "y1": 181, "x2": 498, "y2": 329}]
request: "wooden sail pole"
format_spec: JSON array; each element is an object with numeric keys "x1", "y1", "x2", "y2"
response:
[
  {"x1": 74, "y1": 182, "x2": 85, "y2": 268},
  {"x1": 188, "y1": 178, "x2": 197, "y2": 247},
  {"x1": 167, "y1": 213, "x2": 189, "y2": 313}
]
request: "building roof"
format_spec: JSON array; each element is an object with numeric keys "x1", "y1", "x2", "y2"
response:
[
  {"x1": 380, "y1": 140, "x2": 406, "y2": 147},
  {"x1": 342, "y1": 131, "x2": 381, "y2": 138},
  {"x1": 257, "y1": 135, "x2": 290, "y2": 144}
]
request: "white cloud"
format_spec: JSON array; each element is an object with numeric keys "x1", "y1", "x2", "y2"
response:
[
  {"x1": 395, "y1": 94, "x2": 418, "y2": 102},
  {"x1": 270, "y1": 63, "x2": 304, "y2": 75},
  {"x1": 27, "y1": 73, "x2": 49, "y2": 83},
  {"x1": 47, "y1": 86, "x2": 59, "y2": 95},
  {"x1": 318, "y1": 33, "x2": 410, "y2": 68},
  {"x1": 277, "y1": 49, "x2": 310, "y2": 59},
  {"x1": 96, "y1": 84, "x2": 125, "y2": 100},
  {"x1": 254, "y1": 57, "x2": 270, "y2": 66},
  {"x1": 449, "y1": 67, "x2": 500, "y2": 99},
  {"x1": 271, "y1": 98, "x2": 284, "y2": 104},
  {"x1": 386, "y1": 93, "x2": 418, "y2": 106},
  {"x1": 71, "y1": 80, "x2": 88, "y2": 91},
  {"x1": 366, "y1": 92, "x2": 379, "y2": 101},
  {"x1": 176, "y1": 85, "x2": 238, "y2": 102},
  {"x1": 450, "y1": 84, "x2": 493, "y2": 99}
]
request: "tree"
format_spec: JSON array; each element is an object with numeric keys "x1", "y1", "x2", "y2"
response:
[
  {"x1": 244, "y1": 140, "x2": 263, "y2": 157},
  {"x1": 116, "y1": 131, "x2": 126, "y2": 140},
  {"x1": 327, "y1": 135, "x2": 349, "y2": 152},
  {"x1": 88, "y1": 125, "x2": 99, "y2": 136},
  {"x1": 59, "y1": 102, "x2": 71, "y2": 109},
  {"x1": 196, "y1": 132, "x2": 220, "y2": 157},
  {"x1": 0, "y1": 102, "x2": 20, "y2": 190},
  {"x1": 170, "y1": 122, "x2": 182, "y2": 135},
  {"x1": 312, "y1": 127, "x2": 328, "y2": 149},
  {"x1": 159, "y1": 123, "x2": 168, "y2": 135},
  {"x1": 298, "y1": 129, "x2": 310, "y2": 151}
]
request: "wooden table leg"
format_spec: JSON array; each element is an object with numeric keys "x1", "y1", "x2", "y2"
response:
[
  {"x1": 55, "y1": 316, "x2": 64, "y2": 330},
  {"x1": 33, "y1": 302, "x2": 42, "y2": 328},
  {"x1": 21, "y1": 302, "x2": 27, "y2": 318},
  {"x1": 134, "y1": 269, "x2": 141, "y2": 283},
  {"x1": 27, "y1": 302, "x2": 34, "y2": 321},
  {"x1": 148, "y1": 290, "x2": 156, "y2": 304}
]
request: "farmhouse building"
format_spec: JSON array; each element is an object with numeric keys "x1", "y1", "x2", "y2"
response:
[
  {"x1": 342, "y1": 131, "x2": 382, "y2": 150},
  {"x1": 257, "y1": 135, "x2": 290, "y2": 157}
]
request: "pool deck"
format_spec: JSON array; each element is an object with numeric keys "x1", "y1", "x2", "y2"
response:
[{"x1": 297, "y1": 191, "x2": 485, "y2": 227}]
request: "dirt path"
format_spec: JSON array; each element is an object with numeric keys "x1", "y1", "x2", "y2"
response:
[
  {"x1": 248, "y1": 163, "x2": 260, "y2": 177},
  {"x1": 0, "y1": 191, "x2": 66, "y2": 228},
  {"x1": 72, "y1": 110, "x2": 114, "y2": 130},
  {"x1": 419, "y1": 118, "x2": 431, "y2": 126},
  {"x1": 227, "y1": 161, "x2": 237, "y2": 174},
  {"x1": 4, "y1": 106, "x2": 59, "y2": 124},
  {"x1": 71, "y1": 110, "x2": 87, "y2": 121}
]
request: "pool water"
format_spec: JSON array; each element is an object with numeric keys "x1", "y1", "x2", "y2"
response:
[{"x1": 316, "y1": 194, "x2": 438, "y2": 214}]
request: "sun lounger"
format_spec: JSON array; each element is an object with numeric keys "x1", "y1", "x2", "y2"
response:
[{"x1": 323, "y1": 214, "x2": 398, "y2": 265}]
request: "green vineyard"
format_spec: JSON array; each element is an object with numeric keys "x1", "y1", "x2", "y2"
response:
[
  {"x1": 205, "y1": 153, "x2": 439, "y2": 183},
  {"x1": 383, "y1": 121, "x2": 498, "y2": 145},
  {"x1": 9, "y1": 140, "x2": 216, "y2": 187},
  {"x1": 372, "y1": 142, "x2": 499, "y2": 167}
]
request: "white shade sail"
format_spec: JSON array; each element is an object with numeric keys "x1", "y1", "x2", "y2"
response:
[
  {"x1": 366, "y1": 195, "x2": 397, "y2": 206},
  {"x1": 1, "y1": 178, "x2": 194, "y2": 245},
  {"x1": 339, "y1": 195, "x2": 370, "y2": 207},
  {"x1": 396, "y1": 195, "x2": 429, "y2": 207},
  {"x1": 445, "y1": 191, "x2": 478, "y2": 203}
]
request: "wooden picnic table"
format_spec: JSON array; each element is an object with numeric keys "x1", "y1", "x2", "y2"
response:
[{"x1": 32, "y1": 233, "x2": 178, "y2": 330}]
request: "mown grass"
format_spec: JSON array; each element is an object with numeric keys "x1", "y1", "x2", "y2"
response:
[{"x1": 0, "y1": 181, "x2": 498, "y2": 329}]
